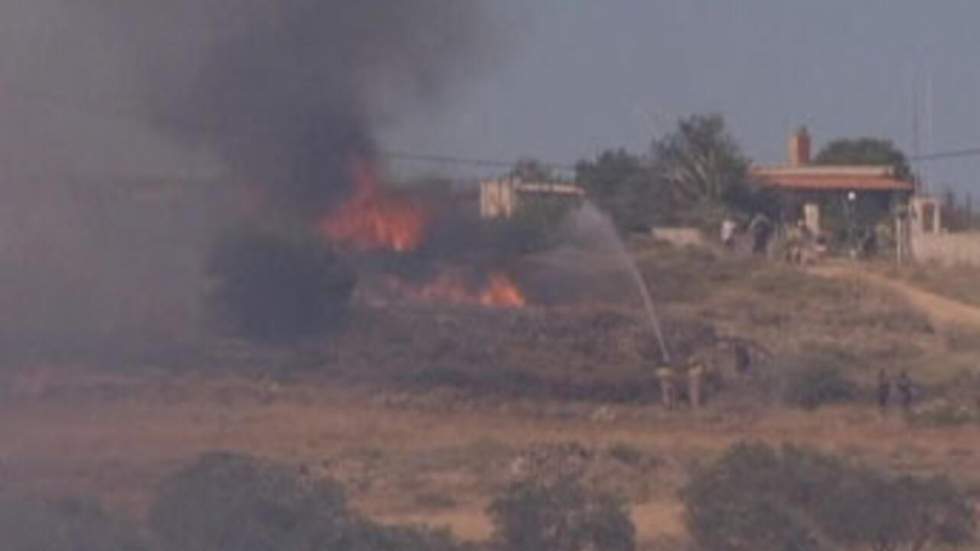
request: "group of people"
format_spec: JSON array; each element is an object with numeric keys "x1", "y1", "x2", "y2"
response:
[
  {"x1": 655, "y1": 342, "x2": 757, "y2": 411},
  {"x1": 654, "y1": 352, "x2": 917, "y2": 415},
  {"x1": 722, "y1": 214, "x2": 889, "y2": 264},
  {"x1": 783, "y1": 219, "x2": 828, "y2": 265},
  {"x1": 878, "y1": 369, "x2": 916, "y2": 413},
  {"x1": 656, "y1": 361, "x2": 706, "y2": 410},
  {"x1": 720, "y1": 214, "x2": 774, "y2": 255}
]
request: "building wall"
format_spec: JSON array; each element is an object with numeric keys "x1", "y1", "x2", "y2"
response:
[
  {"x1": 651, "y1": 227, "x2": 704, "y2": 248},
  {"x1": 479, "y1": 178, "x2": 585, "y2": 219},
  {"x1": 911, "y1": 232, "x2": 980, "y2": 266},
  {"x1": 480, "y1": 179, "x2": 517, "y2": 218}
]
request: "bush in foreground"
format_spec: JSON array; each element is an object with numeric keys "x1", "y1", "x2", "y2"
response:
[
  {"x1": 0, "y1": 495, "x2": 149, "y2": 551},
  {"x1": 149, "y1": 451, "x2": 464, "y2": 551},
  {"x1": 682, "y1": 442, "x2": 975, "y2": 551},
  {"x1": 488, "y1": 477, "x2": 635, "y2": 551}
]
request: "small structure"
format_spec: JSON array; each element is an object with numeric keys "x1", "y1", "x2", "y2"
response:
[
  {"x1": 905, "y1": 195, "x2": 980, "y2": 266},
  {"x1": 752, "y1": 127, "x2": 916, "y2": 259},
  {"x1": 479, "y1": 178, "x2": 585, "y2": 219},
  {"x1": 909, "y1": 196, "x2": 942, "y2": 235}
]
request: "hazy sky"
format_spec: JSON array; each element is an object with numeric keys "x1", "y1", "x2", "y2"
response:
[
  {"x1": 385, "y1": 1, "x2": 980, "y2": 194},
  {"x1": 5, "y1": 1, "x2": 980, "y2": 194}
]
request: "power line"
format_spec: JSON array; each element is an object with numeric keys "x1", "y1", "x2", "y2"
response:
[
  {"x1": 910, "y1": 147, "x2": 980, "y2": 162},
  {"x1": 10, "y1": 81, "x2": 980, "y2": 168},
  {"x1": 378, "y1": 150, "x2": 576, "y2": 172}
]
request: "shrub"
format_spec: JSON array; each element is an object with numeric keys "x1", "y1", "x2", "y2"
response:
[
  {"x1": 488, "y1": 477, "x2": 635, "y2": 551},
  {"x1": 682, "y1": 443, "x2": 825, "y2": 551},
  {"x1": 782, "y1": 361, "x2": 858, "y2": 410},
  {"x1": 606, "y1": 443, "x2": 647, "y2": 467},
  {"x1": 149, "y1": 452, "x2": 348, "y2": 551},
  {"x1": 331, "y1": 519, "x2": 464, "y2": 551},
  {"x1": 479, "y1": 197, "x2": 573, "y2": 256},
  {"x1": 0, "y1": 494, "x2": 149, "y2": 551},
  {"x1": 207, "y1": 226, "x2": 355, "y2": 343},
  {"x1": 682, "y1": 442, "x2": 975, "y2": 551},
  {"x1": 909, "y1": 399, "x2": 978, "y2": 427},
  {"x1": 149, "y1": 451, "x2": 467, "y2": 551}
]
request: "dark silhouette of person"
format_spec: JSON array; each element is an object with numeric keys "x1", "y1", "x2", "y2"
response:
[
  {"x1": 877, "y1": 369, "x2": 891, "y2": 412},
  {"x1": 896, "y1": 371, "x2": 914, "y2": 412},
  {"x1": 749, "y1": 214, "x2": 772, "y2": 255},
  {"x1": 734, "y1": 342, "x2": 751, "y2": 376}
]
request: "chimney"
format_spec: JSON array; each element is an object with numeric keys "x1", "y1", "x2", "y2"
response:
[{"x1": 788, "y1": 126, "x2": 811, "y2": 166}]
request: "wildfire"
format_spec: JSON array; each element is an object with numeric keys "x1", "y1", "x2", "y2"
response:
[
  {"x1": 388, "y1": 271, "x2": 526, "y2": 309},
  {"x1": 319, "y1": 159, "x2": 427, "y2": 252},
  {"x1": 320, "y1": 157, "x2": 527, "y2": 309},
  {"x1": 480, "y1": 273, "x2": 527, "y2": 308}
]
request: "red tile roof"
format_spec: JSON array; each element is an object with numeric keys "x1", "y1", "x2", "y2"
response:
[{"x1": 752, "y1": 166, "x2": 914, "y2": 192}]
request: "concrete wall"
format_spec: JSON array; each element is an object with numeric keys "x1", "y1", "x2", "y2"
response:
[
  {"x1": 651, "y1": 227, "x2": 705, "y2": 248},
  {"x1": 912, "y1": 232, "x2": 980, "y2": 266}
]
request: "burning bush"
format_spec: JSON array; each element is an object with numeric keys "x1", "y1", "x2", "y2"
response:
[{"x1": 207, "y1": 226, "x2": 355, "y2": 343}]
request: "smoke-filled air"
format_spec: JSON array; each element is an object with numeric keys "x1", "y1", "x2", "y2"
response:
[
  {"x1": 0, "y1": 0, "x2": 502, "y2": 357},
  {"x1": 8, "y1": 3, "x2": 980, "y2": 550}
]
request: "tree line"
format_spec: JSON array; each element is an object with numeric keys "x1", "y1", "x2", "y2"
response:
[{"x1": 541, "y1": 114, "x2": 914, "y2": 233}]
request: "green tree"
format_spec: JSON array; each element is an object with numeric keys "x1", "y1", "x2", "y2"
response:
[
  {"x1": 814, "y1": 138, "x2": 913, "y2": 181},
  {"x1": 575, "y1": 149, "x2": 666, "y2": 231},
  {"x1": 488, "y1": 477, "x2": 635, "y2": 551},
  {"x1": 653, "y1": 114, "x2": 754, "y2": 220}
]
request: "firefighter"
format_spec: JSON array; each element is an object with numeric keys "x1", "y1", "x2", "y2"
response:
[
  {"x1": 688, "y1": 360, "x2": 706, "y2": 409},
  {"x1": 656, "y1": 365, "x2": 677, "y2": 410}
]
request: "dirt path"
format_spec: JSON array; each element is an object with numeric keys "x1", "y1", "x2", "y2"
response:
[{"x1": 811, "y1": 263, "x2": 980, "y2": 330}]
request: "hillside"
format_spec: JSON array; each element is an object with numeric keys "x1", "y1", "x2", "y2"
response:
[{"x1": 2, "y1": 238, "x2": 980, "y2": 548}]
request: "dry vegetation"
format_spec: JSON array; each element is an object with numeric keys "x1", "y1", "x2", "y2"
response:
[
  {"x1": 877, "y1": 261, "x2": 980, "y2": 308},
  {"x1": 3, "y1": 239, "x2": 980, "y2": 548}
]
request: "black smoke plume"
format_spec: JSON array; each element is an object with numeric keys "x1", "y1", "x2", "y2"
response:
[
  {"x1": 108, "y1": 0, "x2": 496, "y2": 219},
  {"x1": 0, "y1": 0, "x2": 501, "y2": 354}
]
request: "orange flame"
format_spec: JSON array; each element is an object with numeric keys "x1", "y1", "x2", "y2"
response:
[
  {"x1": 388, "y1": 271, "x2": 526, "y2": 309},
  {"x1": 320, "y1": 159, "x2": 427, "y2": 252},
  {"x1": 480, "y1": 273, "x2": 527, "y2": 308}
]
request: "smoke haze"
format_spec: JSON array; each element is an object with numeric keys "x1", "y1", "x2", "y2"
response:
[{"x1": 0, "y1": 1, "x2": 502, "y2": 360}]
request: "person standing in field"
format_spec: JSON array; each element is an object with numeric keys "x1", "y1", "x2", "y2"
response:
[
  {"x1": 749, "y1": 213, "x2": 773, "y2": 255},
  {"x1": 896, "y1": 371, "x2": 914, "y2": 412},
  {"x1": 877, "y1": 369, "x2": 891, "y2": 414},
  {"x1": 688, "y1": 360, "x2": 705, "y2": 409},
  {"x1": 734, "y1": 342, "x2": 751, "y2": 376},
  {"x1": 720, "y1": 218, "x2": 737, "y2": 251},
  {"x1": 656, "y1": 366, "x2": 677, "y2": 410}
]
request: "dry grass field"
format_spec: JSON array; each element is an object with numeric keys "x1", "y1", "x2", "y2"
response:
[{"x1": 3, "y1": 240, "x2": 980, "y2": 548}]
